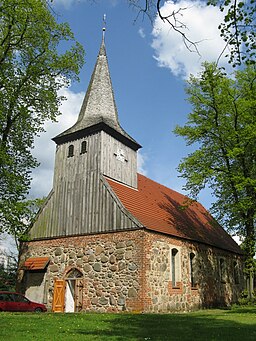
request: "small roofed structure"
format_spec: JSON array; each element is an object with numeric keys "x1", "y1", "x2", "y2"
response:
[{"x1": 23, "y1": 257, "x2": 50, "y2": 271}]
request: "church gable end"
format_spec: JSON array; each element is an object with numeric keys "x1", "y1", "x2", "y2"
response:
[{"x1": 29, "y1": 171, "x2": 141, "y2": 239}]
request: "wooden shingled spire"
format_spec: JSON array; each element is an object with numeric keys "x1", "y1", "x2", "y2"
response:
[{"x1": 53, "y1": 28, "x2": 140, "y2": 150}]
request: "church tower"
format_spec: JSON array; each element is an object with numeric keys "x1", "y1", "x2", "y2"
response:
[
  {"x1": 29, "y1": 34, "x2": 141, "y2": 239},
  {"x1": 53, "y1": 36, "x2": 140, "y2": 187}
]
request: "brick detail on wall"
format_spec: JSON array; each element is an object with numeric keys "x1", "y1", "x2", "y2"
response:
[{"x1": 141, "y1": 230, "x2": 244, "y2": 312}]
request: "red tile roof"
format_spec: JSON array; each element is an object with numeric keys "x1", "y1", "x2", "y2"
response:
[
  {"x1": 106, "y1": 174, "x2": 242, "y2": 254},
  {"x1": 24, "y1": 257, "x2": 50, "y2": 270}
]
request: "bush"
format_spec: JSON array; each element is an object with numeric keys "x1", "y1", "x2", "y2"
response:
[{"x1": 237, "y1": 290, "x2": 256, "y2": 306}]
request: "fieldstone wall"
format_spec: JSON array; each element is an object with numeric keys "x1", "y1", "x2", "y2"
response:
[
  {"x1": 18, "y1": 230, "x2": 144, "y2": 312},
  {"x1": 18, "y1": 229, "x2": 244, "y2": 313},
  {"x1": 143, "y1": 232, "x2": 244, "y2": 312}
]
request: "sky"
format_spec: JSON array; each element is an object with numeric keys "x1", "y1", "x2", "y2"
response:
[{"x1": 30, "y1": 0, "x2": 231, "y2": 211}]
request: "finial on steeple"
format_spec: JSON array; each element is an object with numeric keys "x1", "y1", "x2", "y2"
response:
[{"x1": 102, "y1": 14, "x2": 106, "y2": 41}]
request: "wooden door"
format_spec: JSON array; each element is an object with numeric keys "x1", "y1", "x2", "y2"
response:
[
  {"x1": 52, "y1": 279, "x2": 65, "y2": 312},
  {"x1": 75, "y1": 279, "x2": 83, "y2": 312}
]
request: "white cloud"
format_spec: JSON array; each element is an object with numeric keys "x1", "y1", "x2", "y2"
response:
[
  {"x1": 137, "y1": 151, "x2": 148, "y2": 176},
  {"x1": 138, "y1": 27, "x2": 146, "y2": 39},
  {"x1": 30, "y1": 88, "x2": 84, "y2": 198},
  {"x1": 232, "y1": 235, "x2": 242, "y2": 245},
  {"x1": 0, "y1": 233, "x2": 17, "y2": 257},
  {"x1": 52, "y1": 0, "x2": 86, "y2": 9},
  {"x1": 151, "y1": 0, "x2": 228, "y2": 78}
]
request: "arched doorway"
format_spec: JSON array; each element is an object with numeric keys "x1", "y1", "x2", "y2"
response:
[
  {"x1": 65, "y1": 268, "x2": 83, "y2": 312},
  {"x1": 52, "y1": 268, "x2": 84, "y2": 313}
]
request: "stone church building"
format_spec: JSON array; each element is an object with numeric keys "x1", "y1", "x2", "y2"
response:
[{"x1": 17, "y1": 35, "x2": 244, "y2": 313}]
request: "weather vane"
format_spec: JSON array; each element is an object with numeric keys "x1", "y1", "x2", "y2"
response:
[{"x1": 102, "y1": 14, "x2": 106, "y2": 40}]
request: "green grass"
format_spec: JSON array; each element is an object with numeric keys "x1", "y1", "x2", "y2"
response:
[{"x1": 0, "y1": 306, "x2": 256, "y2": 341}]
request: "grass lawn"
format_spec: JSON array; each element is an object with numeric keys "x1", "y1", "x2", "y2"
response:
[{"x1": 0, "y1": 306, "x2": 255, "y2": 341}]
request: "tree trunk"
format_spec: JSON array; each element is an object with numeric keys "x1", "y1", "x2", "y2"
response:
[
  {"x1": 244, "y1": 216, "x2": 255, "y2": 299},
  {"x1": 248, "y1": 273, "x2": 254, "y2": 299}
]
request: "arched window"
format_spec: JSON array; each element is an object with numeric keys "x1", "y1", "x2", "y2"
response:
[
  {"x1": 233, "y1": 261, "x2": 239, "y2": 284},
  {"x1": 80, "y1": 141, "x2": 87, "y2": 154},
  {"x1": 219, "y1": 258, "x2": 226, "y2": 283},
  {"x1": 68, "y1": 144, "x2": 74, "y2": 158},
  {"x1": 190, "y1": 252, "x2": 196, "y2": 287},
  {"x1": 171, "y1": 248, "x2": 178, "y2": 288},
  {"x1": 66, "y1": 268, "x2": 83, "y2": 279}
]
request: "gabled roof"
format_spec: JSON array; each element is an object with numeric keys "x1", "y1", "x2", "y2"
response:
[
  {"x1": 24, "y1": 257, "x2": 50, "y2": 270},
  {"x1": 106, "y1": 174, "x2": 242, "y2": 254},
  {"x1": 53, "y1": 38, "x2": 140, "y2": 150}
]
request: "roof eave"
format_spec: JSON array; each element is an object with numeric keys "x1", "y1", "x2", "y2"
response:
[
  {"x1": 52, "y1": 122, "x2": 142, "y2": 151},
  {"x1": 144, "y1": 225, "x2": 243, "y2": 255}
]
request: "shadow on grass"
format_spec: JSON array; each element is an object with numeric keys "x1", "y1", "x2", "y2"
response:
[
  {"x1": 1, "y1": 309, "x2": 255, "y2": 341},
  {"x1": 227, "y1": 306, "x2": 256, "y2": 314},
  {"x1": 71, "y1": 311, "x2": 256, "y2": 341}
]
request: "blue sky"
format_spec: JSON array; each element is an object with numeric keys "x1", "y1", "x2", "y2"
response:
[{"x1": 31, "y1": 0, "x2": 230, "y2": 210}]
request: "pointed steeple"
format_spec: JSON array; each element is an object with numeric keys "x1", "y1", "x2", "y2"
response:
[{"x1": 53, "y1": 36, "x2": 140, "y2": 150}]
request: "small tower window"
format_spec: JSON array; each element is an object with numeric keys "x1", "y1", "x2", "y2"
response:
[
  {"x1": 80, "y1": 141, "x2": 87, "y2": 154},
  {"x1": 68, "y1": 144, "x2": 74, "y2": 158}
]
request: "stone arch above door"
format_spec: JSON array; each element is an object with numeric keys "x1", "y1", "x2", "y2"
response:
[{"x1": 65, "y1": 267, "x2": 83, "y2": 279}]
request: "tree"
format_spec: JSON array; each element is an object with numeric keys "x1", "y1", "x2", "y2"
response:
[
  {"x1": 0, "y1": 244, "x2": 17, "y2": 291},
  {"x1": 0, "y1": 198, "x2": 43, "y2": 290},
  {"x1": 130, "y1": 0, "x2": 255, "y2": 66},
  {"x1": 174, "y1": 63, "x2": 256, "y2": 294},
  {"x1": 1, "y1": 198, "x2": 46, "y2": 249},
  {"x1": 209, "y1": 0, "x2": 256, "y2": 67},
  {"x1": 0, "y1": 263, "x2": 16, "y2": 291},
  {"x1": 0, "y1": 235, "x2": 17, "y2": 290},
  {"x1": 0, "y1": 0, "x2": 84, "y2": 234}
]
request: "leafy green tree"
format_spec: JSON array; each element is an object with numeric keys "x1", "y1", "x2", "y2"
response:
[
  {"x1": 174, "y1": 63, "x2": 256, "y2": 292},
  {"x1": 0, "y1": 198, "x2": 43, "y2": 289},
  {"x1": 209, "y1": 0, "x2": 256, "y2": 66},
  {"x1": 1, "y1": 198, "x2": 46, "y2": 249},
  {"x1": 0, "y1": 0, "x2": 84, "y2": 234}
]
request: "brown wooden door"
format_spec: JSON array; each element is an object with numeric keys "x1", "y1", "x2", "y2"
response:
[
  {"x1": 52, "y1": 279, "x2": 65, "y2": 312},
  {"x1": 75, "y1": 279, "x2": 83, "y2": 312}
]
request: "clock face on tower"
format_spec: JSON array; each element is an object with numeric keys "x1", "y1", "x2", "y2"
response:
[{"x1": 114, "y1": 148, "x2": 127, "y2": 163}]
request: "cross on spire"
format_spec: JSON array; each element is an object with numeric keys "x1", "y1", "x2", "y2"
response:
[{"x1": 102, "y1": 14, "x2": 106, "y2": 41}]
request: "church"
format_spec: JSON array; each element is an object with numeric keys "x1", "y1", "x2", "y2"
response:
[{"x1": 17, "y1": 33, "x2": 244, "y2": 313}]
